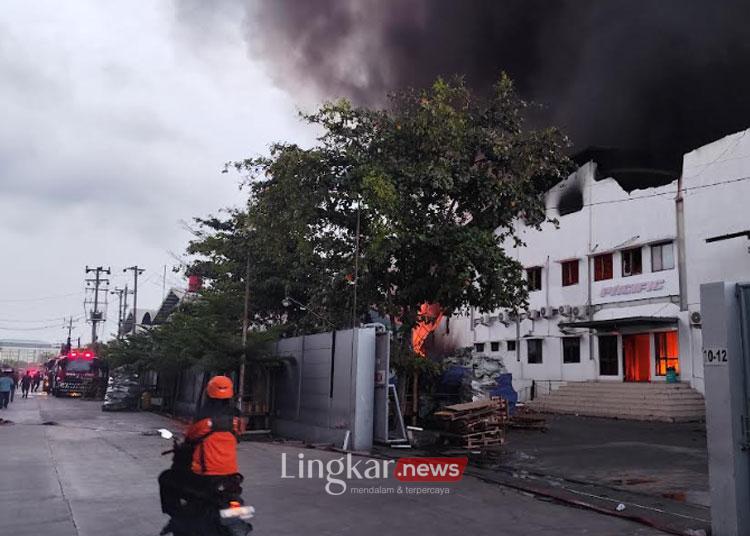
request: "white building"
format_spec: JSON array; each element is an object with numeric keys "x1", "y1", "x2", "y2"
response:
[{"x1": 436, "y1": 128, "x2": 750, "y2": 402}]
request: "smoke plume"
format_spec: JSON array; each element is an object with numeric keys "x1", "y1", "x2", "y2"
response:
[{"x1": 242, "y1": 0, "x2": 750, "y2": 176}]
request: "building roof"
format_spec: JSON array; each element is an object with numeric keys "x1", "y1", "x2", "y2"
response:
[
  {"x1": 121, "y1": 308, "x2": 158, "y2": 334},
  {"x1": 0, "y1": 339, "x2": 57, "y2": 348},
  {"x1": 152, "y1": 288, "x2": 186, "y2": 325},
  {"x1": 558, "y1": 316, "x2": 678, "y2": 330}
]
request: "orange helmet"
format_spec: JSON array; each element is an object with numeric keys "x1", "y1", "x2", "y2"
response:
[{"x1": 206, "y1": 375, "x2": 234, "y2": 399}]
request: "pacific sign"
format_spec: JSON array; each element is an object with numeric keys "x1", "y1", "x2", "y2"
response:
[{"x1": 600, "y1": 279, "x2": 666, "y2": 298}]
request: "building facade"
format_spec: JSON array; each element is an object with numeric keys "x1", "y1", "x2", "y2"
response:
[
  {"x1": 436, "y1": 128, "x2": 750, "y2": 401},
  {"x1": 0, "y1": 339, "x2": 59, "y2": 365}
]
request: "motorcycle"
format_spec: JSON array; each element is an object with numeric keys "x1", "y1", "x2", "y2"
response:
[{"x1": 157, "y1": 429, "x2": 254, "y2": 536}]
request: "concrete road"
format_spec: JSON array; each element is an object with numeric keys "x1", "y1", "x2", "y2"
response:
[{"x1": 0, "y1": 394, "x2": 665, "y2": 536}]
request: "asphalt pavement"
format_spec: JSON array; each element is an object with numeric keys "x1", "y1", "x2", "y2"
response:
[{"x1": 0, "y1": 393, "x2": 666, "y2": 536}]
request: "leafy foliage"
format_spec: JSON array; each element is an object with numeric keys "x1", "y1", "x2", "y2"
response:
[
  {"x1": 100, "y1": 291, "x2": 276, "y2": 373},
  {"x1": 212, "y1": 75, "x2": 571, "y2": 334}
]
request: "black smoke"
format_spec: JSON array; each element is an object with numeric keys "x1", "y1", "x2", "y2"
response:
[{"x1": 244, "y1": 0, "x2": 750, "y2": 178}]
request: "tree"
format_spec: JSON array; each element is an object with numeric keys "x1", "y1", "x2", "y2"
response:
[
  {"x1": 218, "y1": 75, "x2": 571, "y2": 355},
  {"x1": 100, "y1": 291, "x2": 276, "y2": 374}
]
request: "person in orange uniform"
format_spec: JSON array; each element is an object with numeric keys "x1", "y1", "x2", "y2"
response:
[
  {"x1": 186, "y1": 375, "x2": 240, "y2": 477},
  {"x1": 159, "y1": 375, "x2": 241, "y2": 517}
]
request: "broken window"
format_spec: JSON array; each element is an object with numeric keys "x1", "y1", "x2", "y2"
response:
[
  {"x1": 655, "y1": 331, "x2": 679, "y2": 375},
  {"x1": 593, "y1": 253, "x2": 613, "y2": 281},
  {"x1": 507, "y1": 340, "x2": 517, "y2": 352},
  {"x1": 561, "y1": 259, "x2": 579, "y2": 286},
  {"x1": 557, "y1": 185, "x2": 584, "y2": 216},
  {"x1": 474, "y1": 342, "x2": 485, "y2": 353},
  {"x1": 621, "y1": 247, "x2": 642, "y2": 277},
  {"x1": 527, "y1": 267, "x2": 542, "y2": 291},
  {"x1": 562, "y1": 337, "x2": 581, "y2": 363},
  {"x1": 490, "y1": 341, "x2": 500, "y2": 352},
  {"x1": 527, "y1": 339, "x2": 543, "y2": 364},
  {"x1": 651, "y1": 242, "x2": 674, "y2": 272},
  {"x1": 598, "y1": 335, "x2": 619, "y2": 376}
]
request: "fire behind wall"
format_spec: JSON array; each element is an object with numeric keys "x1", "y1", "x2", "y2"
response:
[{"x1": 229, "y1": 0, "x2": 750, "y2": 178}]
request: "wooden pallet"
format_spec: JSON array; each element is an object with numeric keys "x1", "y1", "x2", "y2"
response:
[{"x1": 435, "y1": 398, "x2": 508, "y2": 450}]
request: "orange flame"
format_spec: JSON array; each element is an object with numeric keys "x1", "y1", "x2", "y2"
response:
[{"x1": 412, "y1": 302, "x2": 444, "y2": 357}]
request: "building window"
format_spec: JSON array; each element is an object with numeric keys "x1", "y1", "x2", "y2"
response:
[
  {"x1": 621, "y1": 247, "x2": 642, "y2": 277},
  {"x1": 527, "y1": 339, "x2": 543, "y2": 364},
  {"x1": 527, "y1": 267, "x2": 542, "y2": 291},
  {"x1": 562, "y1": 337, "x2": 581, "y2": 363},
  {"x1": 651, "y1": 242, "x2": 675, "y2": 272},
  {"x1": 561, "y1": 260, "x2": 579, "y2": 286},
  {"x1": 490, "y1": 341, "x2": 500, "y2": 352},
  {"x1": 593, "y1": 253, "x2": 613, "y2": 281},
  {"x1": 598, "y1": 335, "x2": 619, "y2": 375},
  {"x1": 474, "y1": 343, "x2": 485, "y2": 353},
  {"x1": 507, "y1": 340, "x2": 517, "y2": 352},
  {"x1": 655, "y1": 331, "x2": 679, "y2": 375}
]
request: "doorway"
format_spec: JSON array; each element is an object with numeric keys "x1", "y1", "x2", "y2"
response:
[{"x1": 623, "y1": 334, "x2": 651, "y2": 382}]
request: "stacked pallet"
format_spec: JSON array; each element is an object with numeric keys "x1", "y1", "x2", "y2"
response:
[{"x1": 434, "y1": 398, "x2": 508, "y2": 449}]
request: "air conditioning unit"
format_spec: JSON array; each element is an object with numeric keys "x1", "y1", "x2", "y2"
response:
[
  {"x1": 540, "y1": 307, "x2": 558, "y2": 319},
  {"x1": 690, "y1": 311, "x2": 702, "y2": 326},
  {"x1": 528, "y1": 309, "x2": 541, "y2": 320},
  {"x1": 571, "y1": 305, "x2": 589, "y2": 319},
  {"x1": 497, "y1": 312, "x2": 509, "y2": 325},
  {"x1": 559, "y1": 305, "x2": 573, "y2": 316}
]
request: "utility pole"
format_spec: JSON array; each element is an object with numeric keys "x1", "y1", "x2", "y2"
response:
[
  {"x1": 85, "y1": 266, "x2": 111, "y2": 345},
  {"x1": 111, "y1": 287, "x2": 131, "y2": 338},
  {"x1": 62, "y1": 316, "x2": 74, "y2": 352},
  {"x1": 122, "y1": 284, "x2": 130, "y2": 334},
  {"x1": 352, "y1": 202, "x2": 361, "y2": 329},
  {"x1": 124, "y1": 266, "x2": 145, "y2": 335},
  {"x1": 238, "y1": 255, "x2": 250, "y2": 413}
]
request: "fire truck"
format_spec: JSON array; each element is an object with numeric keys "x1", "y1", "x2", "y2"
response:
[{"x1": 49, "y1": 348, "x2": 106, "y2": 398}]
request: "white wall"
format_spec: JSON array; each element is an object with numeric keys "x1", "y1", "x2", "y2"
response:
[
  {"x1": 682, "y1": 128, "x2": 750, "y2": 394},
  {"x1": 432, "y1": 127, "x2": 750, "y2": 397},
  {"x1": 433, "y1": 160, "x2": 683, "y2": 395}
]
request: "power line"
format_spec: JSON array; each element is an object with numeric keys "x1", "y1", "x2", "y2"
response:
[
  {"x1": 545, "y1": 174, "x2": 750, "y2": 213},
  {"x1": 0, "y1": 323, "x2": 65, "y2": 331},
  {"x1": 0, "y1": 315, "x2": 82, "y2": 323},
  {"x1": 0, "y1": 292, "x2": 83, "y2": 303}
]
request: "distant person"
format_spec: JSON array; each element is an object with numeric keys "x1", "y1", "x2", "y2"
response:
[
  {"x1": 10, "y1": 371, "x2": 17, "y2": 402},
  {"x1": 0, "y1": 372, "x2": 13, "y2": 409},
  {"x1": 32, "y1": 372, "x2": 41, "y2": 392},
  {"x1": 20, "y1": 371, "x2": 32, "y2": 399}
]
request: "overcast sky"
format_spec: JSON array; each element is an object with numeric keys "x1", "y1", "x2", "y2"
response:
[{"x1": 0, "y1": 1, "x2": 317, "y2": 348}]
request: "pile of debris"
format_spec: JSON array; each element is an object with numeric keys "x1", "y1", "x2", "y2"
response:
[
  {"x1": 102, "y1": 364, "x2": 141, "y2": 412},
  {"x1": 440, "y1": 347, "x2": 518, "y2": 412},
  {"x1": 509, "y1": 407, "x2": 547, "y2": 431},
  {"x1": 434, "y1": 398, "x2": 508, "y2": 449}
]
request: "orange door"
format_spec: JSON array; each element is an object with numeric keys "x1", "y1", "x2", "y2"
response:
[{"x1": 623, "y1": 334, "x2": 651, "y2": 382}]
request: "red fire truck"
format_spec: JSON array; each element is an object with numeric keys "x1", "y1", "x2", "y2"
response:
[{"x1": 50, "y1": 348, "x2": 106, "y2": 398}]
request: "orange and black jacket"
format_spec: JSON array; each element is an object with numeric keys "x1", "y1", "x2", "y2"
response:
[{"x1": 186, "y1": 405, "x2": 240, "y2": 476}]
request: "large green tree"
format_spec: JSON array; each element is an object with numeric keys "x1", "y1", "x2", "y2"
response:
[{"x1": 213, "y1": 75, "x2": 571, "y2": 341}]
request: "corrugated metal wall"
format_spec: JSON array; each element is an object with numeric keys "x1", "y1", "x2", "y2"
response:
[{"x1": 272, "y1": 327, "x2": 376, "y2": 450}]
